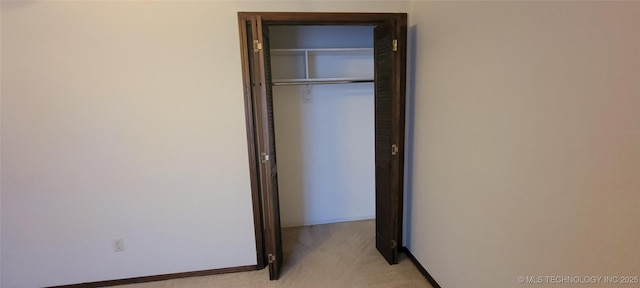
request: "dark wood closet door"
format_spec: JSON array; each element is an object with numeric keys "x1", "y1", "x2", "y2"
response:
[
  {"x1": 253, "y1": 16, "x2": 283, "y2": 280},
  {"x1": 374, "y1": 20, "x2": 399, "y2": 265}
]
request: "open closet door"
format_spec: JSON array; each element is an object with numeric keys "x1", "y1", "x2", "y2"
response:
[
  {"x1": 252, "y1": 17, "x2": 283, "y2": 280},
  {"x1": 374, "y1": 20, "x2": 401, "y2": 265}
]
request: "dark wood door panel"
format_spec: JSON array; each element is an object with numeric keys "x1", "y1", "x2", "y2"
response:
[{"x1": 374, "y1": 20, "x2": 397, "y2": 265}]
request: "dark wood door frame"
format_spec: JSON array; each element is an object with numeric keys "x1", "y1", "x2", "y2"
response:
[{"x1": 237, "y1": 12, "x2": 407, "y2": 275}]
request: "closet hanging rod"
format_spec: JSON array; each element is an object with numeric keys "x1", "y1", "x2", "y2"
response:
[{"x1": 272, "y1": 79, "x2": 374, "y2": 86}]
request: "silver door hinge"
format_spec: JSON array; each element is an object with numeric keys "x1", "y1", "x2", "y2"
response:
[
  {"x1": 392, "y1": 240, "x2": 397, "y2": 249},
  {"x1": 262, "y1": 152, "x2": 270, "y2": 163},
  {"x1": 253, "y1": 40, "x2": 263, "y2": 52},
  {"x1": 392, "y1": 39, "x2": 398, "y2": 52},
  {"x1": 268, "y1": 253, "x2": 275, "y2": 264},
  {"x1": 391, "y1": 144, "x2": 398, "y2": 156}
]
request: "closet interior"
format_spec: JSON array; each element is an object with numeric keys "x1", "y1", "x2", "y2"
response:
[{"x1": 269, "y1": 25, "x2": 376, "y2": 229}]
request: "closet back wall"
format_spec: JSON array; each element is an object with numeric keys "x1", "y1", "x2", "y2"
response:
[{"x1": 271, "y1": 26, "x2": 375, "y2": 227}]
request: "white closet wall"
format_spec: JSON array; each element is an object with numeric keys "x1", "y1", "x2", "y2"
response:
[{"x1": 271, "y1": 26, "x2": 375, "y2": 227}]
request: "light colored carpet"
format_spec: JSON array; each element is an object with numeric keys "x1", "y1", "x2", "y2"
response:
[{"x1": 115, "y1": 220, "x2": 432, "y2": 288}]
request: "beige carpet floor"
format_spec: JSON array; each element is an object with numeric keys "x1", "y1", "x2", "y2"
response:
[{"x1": 115, "y1": 220, "x2": 432, "y2": 288}]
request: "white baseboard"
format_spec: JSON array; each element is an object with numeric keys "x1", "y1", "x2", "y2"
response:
[{"x1": 281, "y1": 215, "x2": 375, "y2": 228}]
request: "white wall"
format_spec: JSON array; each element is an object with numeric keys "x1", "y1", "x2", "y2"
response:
[
  {"x1": 1, "y1": 2, "x2": 256, "y2": 287},
  {"x1": 271, "y1": 26, "x2": 375, "y2": 227},
  {"x1": 274, "y1": 84, "x2": 375, "y2": 227},
  {"x1": 0, "y1": 1, "x2": 409, "y2": 287},
  {"x1": 407, "y1": 2, "x2": 640, "y2": 287}
]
